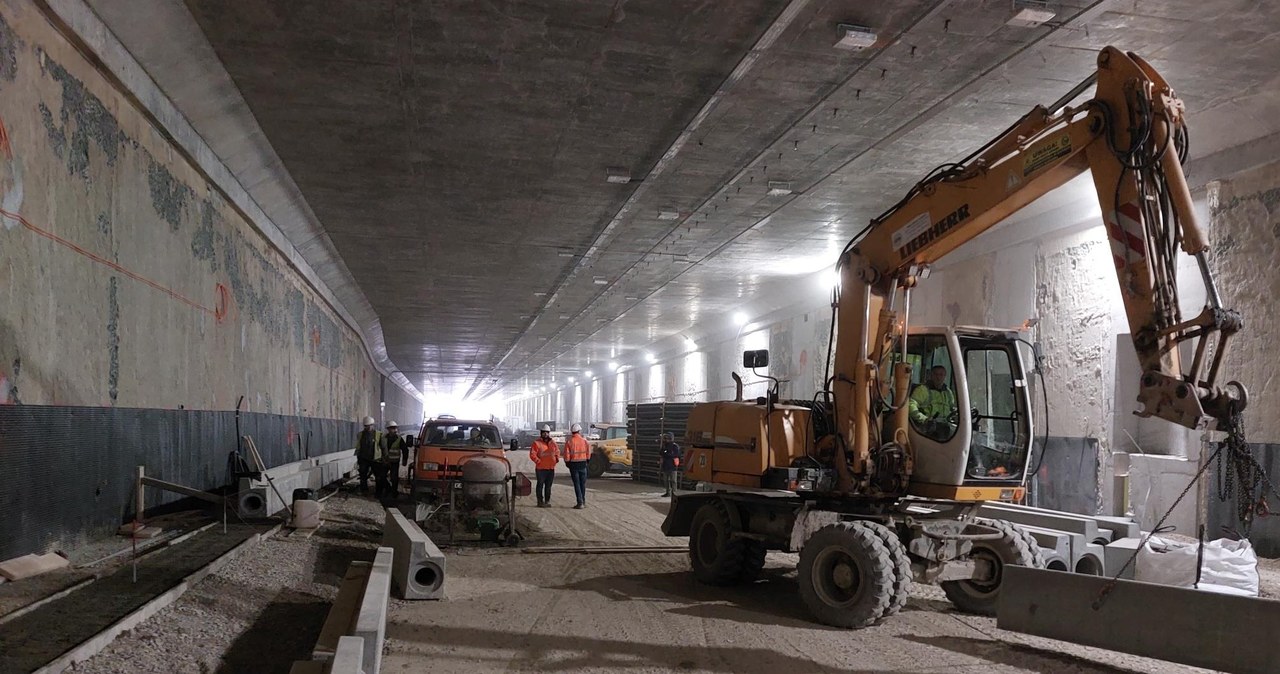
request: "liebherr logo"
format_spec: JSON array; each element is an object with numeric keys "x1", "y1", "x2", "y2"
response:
[{"x1": 896, "y1": 203, "x2": 970, "y2": 258}]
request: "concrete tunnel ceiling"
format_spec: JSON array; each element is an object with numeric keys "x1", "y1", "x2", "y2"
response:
[{"x1": 156, "y1": 0, "x2": 1280, "y2": 403}]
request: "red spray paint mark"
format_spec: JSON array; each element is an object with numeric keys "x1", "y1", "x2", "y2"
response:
[{"x1": 0, "y1": 117, "x2": 12, "y2": 160}]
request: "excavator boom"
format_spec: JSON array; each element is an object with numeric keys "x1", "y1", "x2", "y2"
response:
[{"x1": 832, "y1": 47, "x2": 1246, "y2": 492}]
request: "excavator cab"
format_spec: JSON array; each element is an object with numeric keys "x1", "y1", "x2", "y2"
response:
[{"x1": 890, "y1": 327, "x2": 1034, "y2": 499}]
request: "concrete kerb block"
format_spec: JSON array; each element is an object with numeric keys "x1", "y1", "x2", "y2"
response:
[
  {"x1": 1041, "y1": 549, "x2": 1070, "y2": 572},
  {"x1": 1075, "y1": 542, "x2": 1106, "y2": 575},
  {"x1": 1103, "y1": 536, "x2": 1142, "y2": 579},
  {"x1": 382, "y1": 508, "x2": 446, "y2": 600},
  {"x1": 331, "y1": 636, "x2": 367, "y2": 674},
  {"x1": 353, "y1": 547, "x2": 393, "y2": 674},
  {"x1": 238, "y1": 487, "x2": 270, "y2": 518},
  {"x1": 979, "y1": 504, "x2": 1102, "y2": 544}
]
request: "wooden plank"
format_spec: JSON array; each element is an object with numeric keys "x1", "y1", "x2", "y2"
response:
[
  {"x1": 0, "y1": 554, "x2": 70, "y2": 581},
  {"x1": 141, "y1": 476, "x2": 226, "y2": 505},
  {"x1": 312, "y1": 561, "x2": 371, "y2": 661}
]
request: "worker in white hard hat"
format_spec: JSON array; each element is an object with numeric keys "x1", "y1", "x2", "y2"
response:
[
  {"x1": 564, "y1": 423, "x2": 592, "y2": 509},
  {"x1": 378, "y1": 421, "x2": 408, "y2": 499},
  {"x1": 355, "y1": 416, "x2": 381, "y2": 494},
  {"x1": 529, "y1": 425, "x2": 559, "y2": 507}
]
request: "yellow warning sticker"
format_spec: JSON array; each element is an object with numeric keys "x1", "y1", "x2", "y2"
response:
[{"x1": 1022, "y1": 134, "x2": 1072, "y2": 176}]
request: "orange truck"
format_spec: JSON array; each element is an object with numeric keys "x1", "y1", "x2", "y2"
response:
[{"x1": 412, "y1": 416, "x2": 507, "y2": 503}]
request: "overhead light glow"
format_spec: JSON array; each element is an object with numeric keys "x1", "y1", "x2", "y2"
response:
[
  {"x1": 819, "y1": 267, "x2": 840, "y2": 291},
  {"x1": 584, "y1": 370, "x2": 594, "y2": 378},
  {"x1": 568, "y1": 376, "x2": 576, "y2": 384},
  {"x1": 608, "y1": 361, "x2": 619, "y2": 371},
  {"x1": 733, "y1": 311, "x2": 749, "y2": 327},
  {"x1": 644, "y1": 352, "x2": 657, "y2": 364}
]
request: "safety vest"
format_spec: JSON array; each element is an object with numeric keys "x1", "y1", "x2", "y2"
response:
[
  {"x1": 564, "y1": 434, "x2": 591, "y2": 463},
  {"x1": 909, "y1": 384, "x2": 956, "y2": 423},
  {"x1": 381, "y1": 434, "x2": 406, "y2": 462},
  {"x1": 530, "y1": 438, "x2": 559, "y2": 469}
]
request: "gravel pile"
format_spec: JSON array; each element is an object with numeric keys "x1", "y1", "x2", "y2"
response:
[{"x1": 74, "y1": 488, "x2": 386, "y2": 674}]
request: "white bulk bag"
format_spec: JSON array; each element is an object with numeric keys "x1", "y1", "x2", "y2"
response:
[{"x1": 1135, "y1": 536, "x2": 1258, "y2": 596}]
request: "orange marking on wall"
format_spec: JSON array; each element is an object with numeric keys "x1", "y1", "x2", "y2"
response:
[
  {"x1": 0, "y1": 117, "x2": 12, "y2": 160},
  {"x1": 0, "y1": 208, "x2": 217, "y2": 315}
]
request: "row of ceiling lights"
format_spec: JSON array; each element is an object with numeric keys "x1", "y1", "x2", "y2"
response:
[{"x1": 514, "y1": 310, "x2": 763, "y2": 399}]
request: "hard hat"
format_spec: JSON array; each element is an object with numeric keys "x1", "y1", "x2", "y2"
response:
[
  {"x1": 571, "y1": 423, "x2": 582, "y2": 433},
  {"x1": 362, "y1": 416, "x2": 375, "y2": 426},
  {"x1": 662, "y1": 432, "x2": 674, "y2": 441},
  {"x1": 540, "y1": 424, "x2": 551, "y2": 432},
  {"x1": 386, "y1": 420, "x2": 398, "y2": 428}
]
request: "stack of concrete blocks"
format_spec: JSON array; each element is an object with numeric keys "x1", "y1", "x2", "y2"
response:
[
  {"x1": 238, "y1": 449, "x2": 358, "y2": 517},
  {"x1": 306, "y1": 546, "x2": 392, "y2": 673},
  {"x1": 382, "y1": 508, "x2": 446, "y2": 600},
  {"x1": 979, "y1": 503, "x2": 1124, "y2": 576}
]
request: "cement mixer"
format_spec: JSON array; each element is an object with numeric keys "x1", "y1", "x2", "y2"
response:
[{"x1": 436, "y1": 453, "x2": 529, "y2": 545}]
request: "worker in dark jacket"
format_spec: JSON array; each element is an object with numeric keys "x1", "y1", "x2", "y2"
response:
[
  {"x1": 660, "y1": 432, "x2": 682, "y2": 497},
  {"x1": 379, "y1": 421, "x2": 409, "y2": 497},
  {"x1": 355, "y1": 416, "x2": 383, "y2": 494}
]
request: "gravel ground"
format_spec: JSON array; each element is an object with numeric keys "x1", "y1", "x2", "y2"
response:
[
  {"x1": 73, "y1": 488, "x2": 386, "y2": 674},
  {"x1": 51, "y1": 458, "x2": 1278, "y2": 673}
]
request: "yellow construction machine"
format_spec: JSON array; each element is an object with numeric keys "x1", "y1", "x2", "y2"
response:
[
  {"x1": 662, "y1": 46, "x2": 1248, "y2": 628},
  {"x1": 587, "y1": 422, "x2": 632, "y2": 478}
]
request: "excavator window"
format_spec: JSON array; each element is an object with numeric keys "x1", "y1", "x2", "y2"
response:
[
  {"x1": 962, "y1": 344, "x2": 1029, "y2": 480},
  {"x1": 901, "y1": 335, "x2": 959, "y2": 443}
]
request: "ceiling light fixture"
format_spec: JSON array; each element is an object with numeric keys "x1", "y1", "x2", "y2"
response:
[
  {"x1": 605, "y1": 167, "x2": 631, "y2": 184},
  {"x1": 766, "y1": 180, "x2": 792, "y2": 196},
  {"x1": 584, "y1": 370, "x2": 593, "y2": 378},
  {"x1": 568, "y1": 376, "x2": 576, "y2": 384},
  {"x1": 834, "y1": 23, "x2": 878, "y2": 50},
  {"x1": 608, "y1": 361, "x2": 619, "y2": 371},
  {"x1": 733, "y1": 311, "x2": 749, "y2": 327},
  {"x1": 558, "y1": 251, "x2": 576, "y2": 258},
  {"x1": 644, "y1": 352, "x2": 657, "y2": 364},
  {"x1": 658, "y1": 210, "x2": 679, "y2": 220},
  {"x1": 593, "y1": 276, "x2": 608, "y2": 285}
]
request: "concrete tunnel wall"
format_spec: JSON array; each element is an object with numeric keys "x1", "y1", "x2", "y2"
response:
[
  {"x1": 504, "y1": 163, "x2": 1280, "y2": 548},
  {"x1": 0, "y1": 2, "x2": 420, "y2": 554}
]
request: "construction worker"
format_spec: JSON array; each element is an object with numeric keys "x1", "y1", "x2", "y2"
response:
[
  {"x1": 564, "y1": 423, "x2": 591, "y2": 509},
  {"x1": 355, "y1": 416, "x2": 382, "y2": 494},
  {"x1": 660, "y1": 432, "x2": 682, "y2": 497},
  {"x1": 910, "y1": 365, "x2": 958, "y2": 441},
  {"x1": 529, "y1": 425, "x2": 559, "y2": 507},
  {"x1": 380, "y1": 421, "x2": 408, "y2": 497}
]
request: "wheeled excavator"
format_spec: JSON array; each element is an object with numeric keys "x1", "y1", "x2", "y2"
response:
[{"x1": 661, "y1": 46, "x2": 1249, "y2": 628}]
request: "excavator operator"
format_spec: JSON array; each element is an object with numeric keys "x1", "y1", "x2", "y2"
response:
[{"x1": 909, "y1": 365, "x2": 957, "y2": 441}]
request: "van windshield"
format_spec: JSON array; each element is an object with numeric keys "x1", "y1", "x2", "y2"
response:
[{"x1": 423, "y1": 424, "x2": 502, "y2": 449}]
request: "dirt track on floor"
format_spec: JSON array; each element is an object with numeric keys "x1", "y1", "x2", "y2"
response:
[{"x1": 381, "y1": 455, "x2": 1217, "y2": 674}]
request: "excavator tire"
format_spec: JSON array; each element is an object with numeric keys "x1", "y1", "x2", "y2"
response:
[
  {"x1": 688, "y1": 500, "x2": 757, "y2": 586},
  {"x1": 863, "y1": 521, "x2": 914, "y2": 619},
  {"x1": 798, "y1": 522, "x2": 895, "y2": 628},
  {"x1": 941, "y1": 518, "x2": 1042, "y2": 616},
  {"x1": 588, "y1": 452, "x2": 608, "y2": 478}
]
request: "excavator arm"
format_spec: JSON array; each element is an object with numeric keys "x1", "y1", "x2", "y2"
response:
[{"x1": 831, "y1": 46, "x2": 1246, "y2": 493}]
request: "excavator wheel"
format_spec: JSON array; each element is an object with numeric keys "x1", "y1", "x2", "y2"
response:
[
  {"x1": 588, "y1": 452, "x2": 608, "y2": 478},
  {"x1": 862, "y1": 521, "x2": 914, "y2": 619},
  {"x1": 688, "y1": 500, "x2": 759, "y2": 586},
  {"x1": 797, "y1": 522, "x2": 895, "y2": 628},
  {"x1": 941, "y1": 518, "x2": 1042, "y2": 616}
]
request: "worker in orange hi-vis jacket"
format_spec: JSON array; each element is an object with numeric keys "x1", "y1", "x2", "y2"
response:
[
  {"x1": 564, "y1": 423, "x2": 592, "y2": 509},
  {"x1": 529, "y1": 425, "x2": 559, "y2": 508}
]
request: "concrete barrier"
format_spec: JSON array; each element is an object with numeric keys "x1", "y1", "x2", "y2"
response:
[
  {"x1": 382, "y1": 508, "x2": 446, "y2": 600},
  {"x1": 331, "y1": 636, "x2": 366, "y2": 674},
  {"x1": 1102, "y1": 536, "x2": 1142, "y2": 579},
  {"x1": 354, "y1": 547, "x2": 393, "y2": 674},
  {"x1": 238, "y1": 449, "x2": 358, "y2": 516}
]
